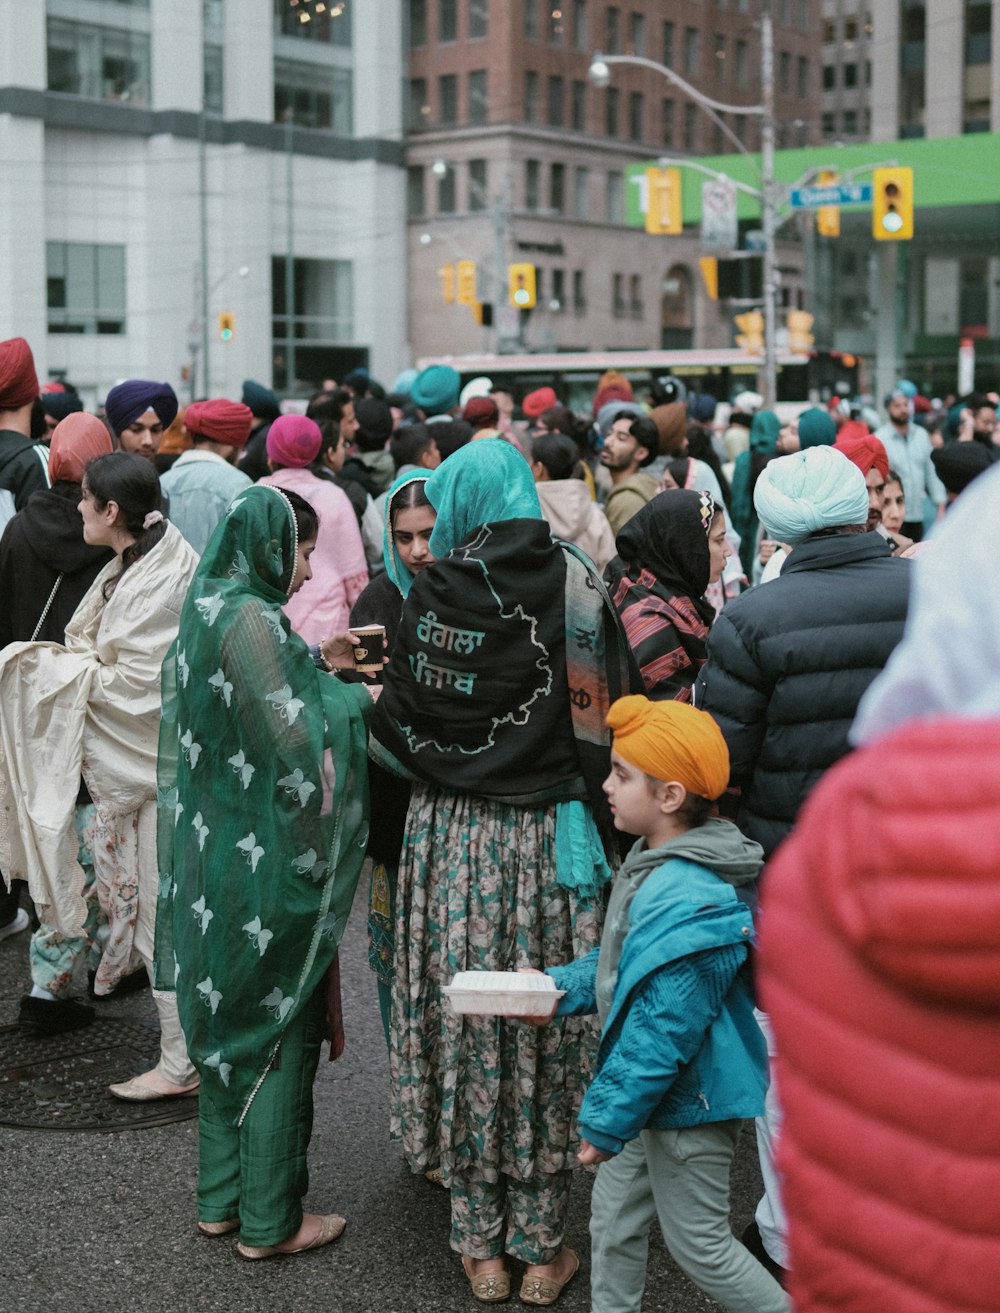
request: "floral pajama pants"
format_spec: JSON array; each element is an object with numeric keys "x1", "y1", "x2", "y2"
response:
[
  {"x1": 28, "y1": 804, "x2": 107, "y2": 997},
  {"x1": 450, "y1": 1167, "x2": 573, "y2": 1264}
]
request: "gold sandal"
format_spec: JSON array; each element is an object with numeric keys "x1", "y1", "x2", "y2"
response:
[
  {"x1": 462, "y1": 1255, "x2": 511, "y2": 1303},
  {"x1": 197, "y1": 1218, "x2": 240, "y2": 1237},
  {"x1": 520, "y1": 1247, "x2": 579, "y2": 1306}
]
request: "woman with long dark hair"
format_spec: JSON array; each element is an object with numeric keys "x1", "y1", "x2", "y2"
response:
[{"x1": 0, "y1": 452, "x2": 200, "y2": 1093}]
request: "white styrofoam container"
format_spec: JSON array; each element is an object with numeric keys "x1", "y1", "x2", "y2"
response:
[{"x1": 442, "y1": 970, "x2": 565, "y2": 1017}]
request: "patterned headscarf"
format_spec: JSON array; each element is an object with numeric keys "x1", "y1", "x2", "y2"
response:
[
  {"x1": 615, "y1": 489, "x2": 717, "y2": 601},
  {"x1": 425, "y1": 437, "x2": 541, "y2": 560}
]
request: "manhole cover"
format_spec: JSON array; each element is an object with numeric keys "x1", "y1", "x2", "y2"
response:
[{"x1": 0, "y1": 1017, "x2": 199, "y2": 1131}]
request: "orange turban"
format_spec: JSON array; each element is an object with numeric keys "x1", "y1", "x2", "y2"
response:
[{"x1": 607, "y1": 695, "x2": 730, "y2": 799}]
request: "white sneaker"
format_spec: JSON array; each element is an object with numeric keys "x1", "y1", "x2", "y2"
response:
[{"x1": 0, "y1": 907, "x2": 29, "y2": 943}]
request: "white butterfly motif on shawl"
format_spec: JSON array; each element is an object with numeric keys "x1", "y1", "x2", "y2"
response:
[
  {"x1": 180, "y1": 729, "x2": 202, "y2": 769},
  {"x1": 173, "y1": 955, "x2": 181, "y2": 985},
  {"x1": 265, "y1": 684, "x2": 304, "y2": 724},
  {"x1": 208, "y1": 668, "x2": 233, "y2": 708},
  {"x1": 236, "y1": 832, "x2": 264, "y2": 872},
  {"x1": 228, "y1": 749, "x2": 255, "y2": 790},
  {"x1": 204, "y1": 1051, "x2": 232, "y2": 1087},
  {"x1": 260, "y1": 605, "x2": 287, "y2": 645},
  {"x1": 191, "y1": 811, "x2": 210, "y2": 852},
  {"x1": 276, "y1": 769, "x2": 316, "y2": 808},
  {"x1": 157, "y1": 870, "x2": 173, "y2": 900},
  {"x1": 291, "y1": 848, "x2": 324, "y2": 880},
  {"x1": 197, "y1": 975, "x2": 222, "y2": 1014},
  {"x1": 242, "y1": 916, "x2": 274, "y2": 958},
  {"x1": 195, "y1": 594, "x2": 225, "y2": 627},
  {"x1": 191, "y1": 894, "x2": 213, "y2": 934},
  {"x1": 176, "y1": 648, "x2": 191, "y2": 688},
  {"x1": 229, "y1": 549, "x2": 250, "y2": 582},
  {"x1": 260, "y1": 986, "x2": 294, "y2": 1022}
]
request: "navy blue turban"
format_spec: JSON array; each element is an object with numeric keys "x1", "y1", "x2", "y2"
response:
[{"x1": 104, "y1": 379, "x2": 178, "y2": 435}]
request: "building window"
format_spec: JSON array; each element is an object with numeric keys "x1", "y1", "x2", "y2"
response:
[
  {"x1": 469, "y1": 69, "x2": 488, "y2": 123},
  {"x1": 439, "y1": 73, "x2": 458, "y2": 124},
  {"x1": 574, "y1": 166, "x2": 590, "y2": 218},
  {"x1": 735, "y1": 38, "x2": 748, "y2": 88},
  {"x1": 525, "y1": 0, "x2": 539, "y2": 40},
  {"x1": 823, "y1": 64, "x2": 835, "y2": 89},
  {"x1": 628, "y1": 91, "x2": 644, "y2": 141},
  {"x1": 840, "y1": 109, "x2": 856, "y2": 134},
  {"x1": 407, "y1": 165, "x2": 426, "y2": 217},
  {"x1": 535, "y1": 268, "x2": 546, "y2": 304},
  {"x1": 273, "y1": 0, "x2": 352, "y2": 43},
  {"x1": 47, "y1": 241, "x2": 126, "y2": 335},
  {"x1": 823, "y1": 18, "x2": 836, "y2": 41},
  {"x1": 573, "y1": 268, "x2": 586, "y2": 312},
  {"x1": 798, "y1": 0, "x2": 808, "y2": 28},
  {"x1": 606, "y1": 6, "x2": 621, "y2": 53},
  {"x1": 274, "y1": 60, "x2": 352, "y2": 132},
  {"x1": 437, "y1": 166, "x2": 456, "y2": 212},
  {"x1": 628, "y1": 12, "x2": 645, "y2": 55},
  {"x1": 797, "y1": 55, "x2": 809, "y2": 96},
  {"x1": 605, "y1": 85, "x2": 620, "y2": 135},
  {"x1": 469, "y1": 158, "x2": 488, "y2": 210},
  {"x1": 606, "y1": 170, "x2": 624, "y2": 223},
  {"x1": 733, "y1": 112, "x2": 746, "y2": 142},
  {"x1": 438, "y1": 0, "x2": 457, "y2": 41},
  {"x1": 779, "y1": 0, "x2": 790, "y2": 22},
  {"x1": 843, "y1": 62, "x2": 857, "y2": 87},
  {"x1": 525, "y1": 69, "x2": 540, "y2": 122},
  {"x1": 779, "y1": 50, "x2": 790, "y2": 93},
  {"x1": 271, "y1": 256, "x2": 353, "y2": 391},
  {"x1": 662, "y1": 20, "x2": 674, "y2": 65},
  {"x1": 661, "y1": 97, "x2": 675, "y2": 145},
  {"x1": 469, "y1": 0, "x2": 489, "y2": 39},
  {"x1": 683, "y1": 102, "x2": 697, "y2": 150},
  {"x1": 409, "y1": 77, "x2": 430, "y2": 129},
  {"x1": 866, "y1": 60, "x2": 872, "y2": 85},
  {"x1": 843, "y1": 14, "x2": 858, "y2": 38},
  {"x1": 47, "y1": 19, "x2": 151, "y2": 105},
  {"x1": 684, "y1": 27, "x2": 699, "y2": 76},
  {"x1": 409, "y1": 0, "x2": 427, "y2": 45},
  {"x1": 548, "y1": 74, "x2": 565, "y2": 126},
  {"x1": 966, "y1": 0, "x2": 992, "y2": 63},
  {"x1": 551, "y1": 268, "x2": 565, "y2": 310},
  {"x1": 629, "y1": 273, "x2": 643, "y2": 318},
  {"x1": 714, "y1": 34, "x2": 726, "y2": 82},
  {"x1": 526, "y1": 158, "x2": 541, "y2": 210},
  {"x1": 203, "y1": 42, "x2": 223, "y2": 115},
  {"x1": 550, "y1": 162, "x2": 566, "y2": 212},
  {"x1": 822, "y1": 111, "x2": 835, "y2": 134},
  {"x1": 612, "y1": 272, "x2": 626, "y2": 317},
  {"x1": 573, "y1": 0, "x2": 588, "y2": 50},
  {"x1": 571, "y1": 79, "x2": 587, "y2": 130}
]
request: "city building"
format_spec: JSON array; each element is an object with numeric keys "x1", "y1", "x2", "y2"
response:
[
  {"x1": 0, "y1": 0, "x2": 406, "y2": 405},
  {"x1": 405, "y1": 0, "x2": 822, "y2": 360}
]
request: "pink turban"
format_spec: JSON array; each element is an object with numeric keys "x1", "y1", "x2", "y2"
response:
[{"x1": 266, "y1": 413, "x2": 323, "y2": 468}]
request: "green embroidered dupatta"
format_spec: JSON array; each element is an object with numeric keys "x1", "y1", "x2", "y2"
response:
[{"x1": 153, "y1": 485, "x2": 371, "y2": 1125}]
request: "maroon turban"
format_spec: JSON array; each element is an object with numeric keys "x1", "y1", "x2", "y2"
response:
[
  {"x1": 184, "y1": 398, "x2": 254, "y2": 449},
  {"x1": 834, "y1": 432, "x2": 890, "y2": 481},
  {"x1": 266, "y1": 413, "x2": 322, "y2": 468},
  {"x1": 522, "y1": 386, "x2": 557, "y2": 419},
  {"x1": 0, "y1": 337, "x2": 40, "y2": 410},
  {"x1": 463, "y1": 396, "x2": 499, "y2": 429}
]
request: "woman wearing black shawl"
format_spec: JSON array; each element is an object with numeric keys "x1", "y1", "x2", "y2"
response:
[{"x1": 605, "y1": 489, "x2": 731, "y2": 703}]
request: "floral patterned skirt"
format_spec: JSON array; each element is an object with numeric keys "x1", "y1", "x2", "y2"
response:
[{"x1": 389, "y1": 783, "x2": 602, "y2": 1184}]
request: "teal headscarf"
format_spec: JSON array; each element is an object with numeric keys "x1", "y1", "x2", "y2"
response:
[
  {"x1": 425, "y1": 437, "x2": 541, "y2": 560},
  {"x1": 753, "y1": 447, "x2": 868, "y2": 543},
  {"x1": 383, "y1": 471, "x2": 431, "y2": 600},
  {"x1": 797, "y1": 406, "x2": 837, "y2": 449},
  {"x1": 749, "y1": 410, "x2": 781, "y2": 454}
]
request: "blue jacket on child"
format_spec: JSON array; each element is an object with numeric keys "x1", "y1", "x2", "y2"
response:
[{"x1": 548, "y1": 819, "x2": 769, "y2": 1156}]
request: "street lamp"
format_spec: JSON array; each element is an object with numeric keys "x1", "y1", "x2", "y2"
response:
[{"x1": 588, "y1": 10, "x2": 779, "y2": 405}]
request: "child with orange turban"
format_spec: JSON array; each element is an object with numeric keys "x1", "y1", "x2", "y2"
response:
[{"x1": 528, "y1": 695, "x2": 787, "y2": 1313}]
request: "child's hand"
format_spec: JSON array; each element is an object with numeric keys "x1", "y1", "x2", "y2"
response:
[
  {"x1": 511, "y1": 967, "x2": 558, "y2": 1026},
  {"x1": 578, "y1": 1139, "x2": 613, "y2": 1166}
]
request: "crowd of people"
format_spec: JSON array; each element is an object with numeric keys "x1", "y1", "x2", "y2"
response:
[{"x1": 1, "y1": 330, "x2": 998, "y2": 1311}]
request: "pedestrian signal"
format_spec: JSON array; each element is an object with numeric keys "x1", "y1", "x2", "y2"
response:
[
  {"x1": 645, "y1": 167, "x2": 682, "y2": 235},
  {"x1": 218, "y1": 312, "x2": 235, "y2": 342},
  {"x1": 872, "y1": 167, "x2": 913, "y2": 241},
  {"x1": 734, "y1": 310, "x2": 764, "y2": 355},
  {"x1": 508, "y1": 263, "x2": 536, "y2": 309},
  {"x1": 787, "y1": 310, "x2": 814, "y2": 354},
  {"x1": 439, "y1": 263, "x2": 456, "y2": 304}
]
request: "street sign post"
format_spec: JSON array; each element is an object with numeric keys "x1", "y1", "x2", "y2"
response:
[{"x1": 789, "y1": 182, "x2": 873, "y2": 209}]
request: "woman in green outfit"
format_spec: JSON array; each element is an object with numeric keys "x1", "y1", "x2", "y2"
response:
[
  {"x1": 370, "y1": 440, "x2": 638, "y2": 1304},
  {"x1": 154, "y1": 484, "x2": 374, "y2": 1260}
]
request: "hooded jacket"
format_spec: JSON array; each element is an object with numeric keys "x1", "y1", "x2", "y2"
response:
[
  {"x1": 761, "y1": 718, "x2": 1000, "y2": 1313},
  {"x1": 0, "y1": 482, "x2": 113, "y2": 648},
  {"x1": 537, "y1": 478, "x2": 616, "y2": 573},
  {"x1": 0, "y1": 429, "x2": 50, "y2": 532},
  {"x1": 549, "y1": 818, "x2": 767, "y2": 1153},
  {"x1": 729, "y1": 411, "x2": 781, "y2": 572}
]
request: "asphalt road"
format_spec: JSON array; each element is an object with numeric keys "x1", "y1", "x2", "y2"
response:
[{"x1": 0, "y1": 877, "x2": 764, "y2": 1312}]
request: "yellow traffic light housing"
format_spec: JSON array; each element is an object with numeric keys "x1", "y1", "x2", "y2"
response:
[
  {"x1": 699, "y1": 257, "x2": 719, "y2": 301},
  {"x1": 734, "y1": 310, "x2": 764, "y2": 355},
  {"x1": 872, "y1": 166, "x2": 913, "y2": 241},
  {"x1": 457, "y1": 259, "x2": 477, "y2": 306},
  {"x1": 508, "y1": 262, "x2": 537, "y2": 309},
  {"x1": 816, "y1": 170, "x2": 840, "y2": 237},
  {"x1": 439, "y1": 263, "x2": 456, "y2": 303},
  {"x1": 218, "y1": 312, "x2": 235, "y2": 342},
  {"x1": 645, "y1": 167, "x2": 683, "y2": 235}
]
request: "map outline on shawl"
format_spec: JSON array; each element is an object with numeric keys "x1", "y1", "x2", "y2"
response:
[{"x1": 393, "y1": 523, "x2": 554, "y2": 757}]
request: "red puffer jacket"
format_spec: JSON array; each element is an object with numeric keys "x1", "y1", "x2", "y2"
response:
[{"x1": 760, "y1": 717, "x2": 1000, "y2": 1313}]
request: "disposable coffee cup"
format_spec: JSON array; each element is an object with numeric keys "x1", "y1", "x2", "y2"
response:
[{"x1": 352, "y1": 623, "x2": 386, "y2": 674}]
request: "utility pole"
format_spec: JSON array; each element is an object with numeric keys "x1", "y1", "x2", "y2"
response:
[
  {"x1": 199, "y1": 108, "x2": 210, "y2": 396},
  {"x1": 284, "y1": 112, "x2": 297, "y2": 394},
  {"x1": 759, "y1": 3, "x2": 778, "y2": 407}
]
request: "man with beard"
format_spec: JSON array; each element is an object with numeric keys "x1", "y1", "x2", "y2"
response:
[
  {"x1": 601, "y1": 411, "x2": 661, "y2": 537},
  {"x1": 104, "y1": 378, "x2": 178, "y2": 462}
]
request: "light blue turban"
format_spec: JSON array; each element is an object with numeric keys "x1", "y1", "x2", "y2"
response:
[{"x1": 753, "y1": 447, "x2": 869, "y2": 544}]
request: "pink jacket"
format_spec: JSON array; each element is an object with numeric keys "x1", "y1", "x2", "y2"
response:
[
  {"x1": 760, "y1": 717, "x2": 1000, "y2": 1313},
  {"x1": 260, "y1": 466, "x2": 368, "y2": 643}
]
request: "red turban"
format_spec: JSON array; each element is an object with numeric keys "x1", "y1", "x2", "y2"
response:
[
  {"x1": 834, "y1": 432, "x2": 890, "y2": 481},
  {"x1": 0, "y1": 337, "x2": 39, "y2": 410},
  {"x1": 48, "y1": 413, "x2": 113, "y2": 485},
  {"x1": 184, "y1": 398, "x2": 254, "y2": 448},
  {"x1": 463, "y1": 395, "x2": 499, "y2": 428},
  {"x1": 523, "y1": 386, "x2": 558, "y2": 419}
]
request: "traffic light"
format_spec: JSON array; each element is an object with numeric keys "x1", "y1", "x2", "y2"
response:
[
  {"x1": 734, "y1": 310, "x2": 764, "y2": 355},
  {"x1": 872, "y1": 166, "x2": 914, "y2": 241},
  {"x1": 816, "y1": 170, "x2": 840, "y2": 238},
  {"x1": 508, "y1": 262, "x2": 536, "y2": 309},
  {"x1": 439, "y1": 263, "x2": 456, "y2": 303},
  {"x1": 645, "y1": 167, "x2": 682, "y2": 235},
  {"x1": 218, "y1": 312, "x2": 235, "y2": 342},
  {"x1": 699, "y1": 257, "x2": 719, "y2": 301},
  {"x1": 457, "y1": 259, "x2": 477, "y2": 306},
  {"x1": 787, "y1": 310, "x2": 815, "y2": 354}
]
